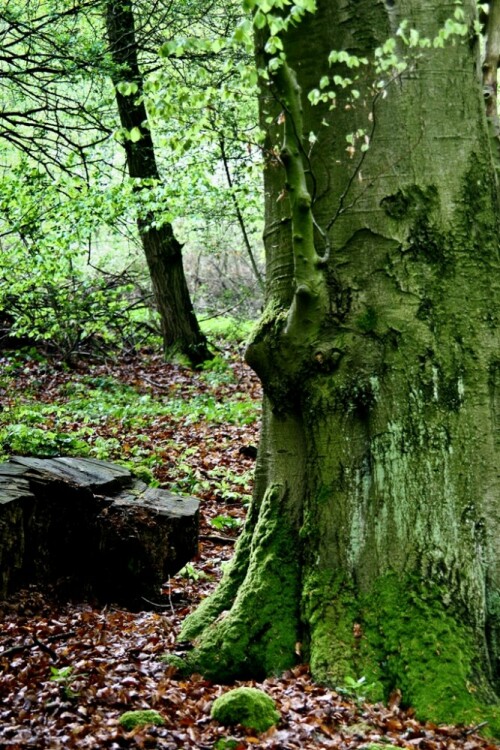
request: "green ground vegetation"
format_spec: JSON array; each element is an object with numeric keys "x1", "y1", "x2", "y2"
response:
[{"x1": 0, "y1": 320, "x2": 258, "y2": 494}]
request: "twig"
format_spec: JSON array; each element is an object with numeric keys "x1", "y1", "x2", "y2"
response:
[
  {"x1": 140, "y1": 596, "x2": 174, "y2": 610},
  {"x1": 200, "y1": 533, "x2": 236, "y2": 545},
  {"x1": 1, "y1": 631, "x2": 76, "y2": 660},
  {"x1": 218, "y1": 134, "x2": 265, "y2": 291},
  {"x1": 464, "y1": 721, "x2": 489, "y2": 736},
  {"x1": 141, "y1": 375, "x2": 171, "y2": 390},
  {"x1": 165, "y1": 576, "x2": 175, "y2": 616},
  {"x1": 32, "y1": 635, "x2": 58, "y2": 661}
]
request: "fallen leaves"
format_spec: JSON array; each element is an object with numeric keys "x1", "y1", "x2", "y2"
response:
[{"x1": 1, "y1": 589, "x2": 498, "y2": 749}]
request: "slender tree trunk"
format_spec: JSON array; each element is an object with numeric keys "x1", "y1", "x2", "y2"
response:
[
  {"x1": 180, "y1": 0, "x2": 500, "y2": 731},
  {"x1": 218, "y1": 134, "x2": 265, "y2": 291},
  {"x1": 105, "y1": 0, "x2": 211, "y2": 364}
]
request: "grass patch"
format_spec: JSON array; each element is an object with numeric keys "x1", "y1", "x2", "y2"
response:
[{"x1": 200, "y1": 316, "x2": 254, "y2": 343}]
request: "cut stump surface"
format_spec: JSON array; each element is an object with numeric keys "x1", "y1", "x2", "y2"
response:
[{"x1": 0, "y1": 456, "x2": 199, "y2": 606}]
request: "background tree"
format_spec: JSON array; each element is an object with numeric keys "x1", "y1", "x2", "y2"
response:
[
  {"x1": 180, "y1": 0, "x2": 500, "y2": 730},
  {"x1": 105, "y1": 0, "x2": 212, "y2": 364},
  {"x1": 0, "y1": 0, "x2": 263, "y2": 360}
]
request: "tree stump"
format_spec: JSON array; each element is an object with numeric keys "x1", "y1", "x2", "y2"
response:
[{"x1": 0, "y1": 456, "x2": 199, "y2": 606}]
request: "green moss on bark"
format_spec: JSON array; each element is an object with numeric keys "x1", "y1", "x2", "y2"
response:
[
  {"x1": 179, "y1": 483, "x2": 301, "y2": 681},
  {"x1": 487, "y1": 591, "x2": 500, "y2": 693},
  {"x1": 180, "y1": 522, "x2": 254, "y2": 643},
  {"x1": 381, "y1": 185, "x2": 438, "y2": 221},
  {"x1": 407, "y1": 216, "x2": 448, "y2": 266},
  {"x1": 302, "y1": 571, "x2": 384, "y2": 700},
  {"x1": 459, "y1": 152, "x2": 499, "y2": 249},
  {"x1": 304, "y1": 572, "x2": 500, "y2": 733}
]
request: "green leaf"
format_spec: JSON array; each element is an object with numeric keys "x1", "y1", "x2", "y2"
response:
[
  {"x1": 129, "y1": 127, "x2": 142, "y2": 143},
  {"x1": 50, "y1": 666, "x2": 74, "y2": 682},
  {"x1": 269, "y1": 17, "x2": 285, "y2": 35},
  {"x1": 268, "y1": 55, "x2": 284, "y2": 72},
  {"x1": 409, "y1": 28, "x2": 419, "y2": 46},
  {"x1": 295, "y1": 0, "x2": 316, "y2": 11},
  {"x1": 308, "y1": 88, "x2": 320, "y2": 105},
  {"x1": 254, "y1": 10, "x2": 267, "y2": 29},
  {"x1": 215, "y1": 38, "x2": 227, "y2": 53},
  {"x1": 265, "y1": 35, "x2": 284, "y2": 53},
  {"x1": 233, "y1": 19, "x2": 252, "y2": 42},
  {"x1": 159, "y1": 41, "x2": 176, "y2": 57},
  {"x1": 116, "y1": 81, "x2": 139, "y2": 96},
  {"x1": 258, "y1": 0, "x2": 274, "y2": 12}
]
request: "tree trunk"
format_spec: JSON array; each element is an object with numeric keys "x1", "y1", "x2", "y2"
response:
[
  {"x1": 105, "y1": 0, "x2": 211, "y2": 364},
  {"x1": 179, "y1": 0, "x2": 500, "y2": 731},
  {"x1": 483, "y1": 0, "x2": 500, "y2": 129}
]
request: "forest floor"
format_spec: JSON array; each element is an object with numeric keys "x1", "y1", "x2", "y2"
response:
[{"x1": 0, "y1": 343, "x2": 498, "y2": 749}]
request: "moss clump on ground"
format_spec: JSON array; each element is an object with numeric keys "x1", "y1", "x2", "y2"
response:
[
  {"x1": 211, "y1": 687, "x2": 280, "y2": 733},
  {"x1": 159, "y1": 653, "x2": 189, "y2": 672},
  {"x1": 118, "y1": 710, "x2": 165, "y2": 731}
]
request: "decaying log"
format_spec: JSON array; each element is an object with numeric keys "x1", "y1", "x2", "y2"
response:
[{"x1": 0, "y1": 456, "x2": 199, "y2": 606}]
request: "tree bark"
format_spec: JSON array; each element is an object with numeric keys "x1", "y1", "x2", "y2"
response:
[
  {"x1": 483, "y1": 0, "x2": 500, "y2": 129},
  {"x1": 179, "y1": 0, "x2": 500, "y2": 732},
  {"x1": 105, "y1": 0, "x2": 212, "y2": 364}
]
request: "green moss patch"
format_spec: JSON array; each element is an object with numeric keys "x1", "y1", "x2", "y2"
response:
[
  {"x1": 118, "y1": 710, "x2": 165, "y2": 731},
  {"x1": 305, "y1": 572, "x2": 500, "y2": 735},
  {"x1": 211, "y1": 687, "x2": 280, "y2": 733},
  {"x1": 159, "y1": 653, "x2": 190, "y2": 673},
  {"x1": 361, "y1": 576, "x2": 500, "y2": 733},
  {"x1": 380, "y1": 185, "x2": 438, "y2": 221},
  {"x1": 179, "y1": 483, "x2": 301, "y2": 682}
]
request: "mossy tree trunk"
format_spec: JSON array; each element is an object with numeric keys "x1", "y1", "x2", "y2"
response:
[
  {"x1": 106, "y1": 0, "x2": 211, "y2": 365},
  {"x1": 483, "y1": 0, "x2": 500, "y2": 130},
  {"x1": 181, "y1": 0, "x2": 500, "y2": 729}
]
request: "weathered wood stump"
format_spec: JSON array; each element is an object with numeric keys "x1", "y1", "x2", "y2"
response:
[{"x1": 0, "y1": 456, "x2": 199, "y2": 606}]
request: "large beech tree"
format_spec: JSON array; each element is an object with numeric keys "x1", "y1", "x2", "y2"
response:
[{"x1": 180, "y1": 0, "x2": 500, "y2": 731}]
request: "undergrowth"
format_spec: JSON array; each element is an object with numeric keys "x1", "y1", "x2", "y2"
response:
[{"x1": 0, "y1": 319, "x2": 259, "y2": 502}]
